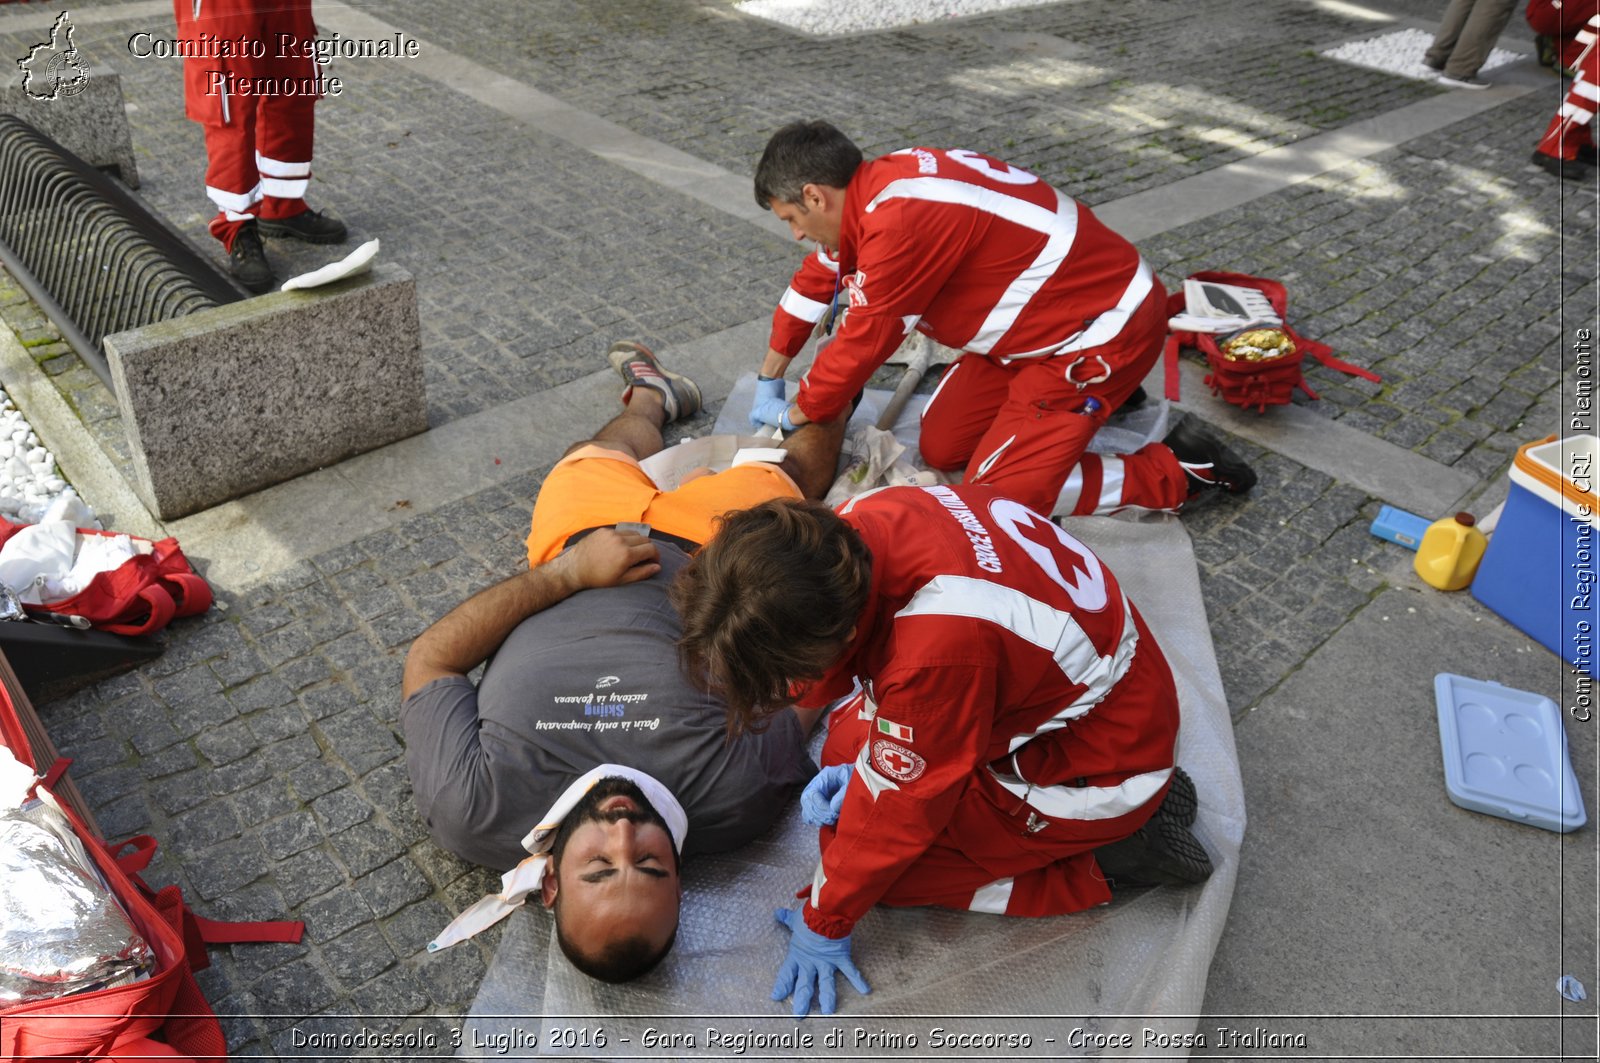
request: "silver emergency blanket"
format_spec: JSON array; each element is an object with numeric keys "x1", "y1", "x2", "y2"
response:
[
  {"x1": 460, "y1": 382, "x2": 1242, "y2": 1059},
  {"x1": 1, "y1": 796, "x2": 154, "y2": 1003}
]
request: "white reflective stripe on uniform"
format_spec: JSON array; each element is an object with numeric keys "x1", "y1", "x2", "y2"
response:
[
  {"x1": 808, "y1": 859, "x2": 827, "y2": 908},
  {"x1": 852, "y1": 733, "x2": 902, "y2": 800},
  {"x1": 1055, "y1": 466, "x2": 1085, "y2": 514},
  {"x1": 256, "y1": 153, "x2": 312, "y2": 178},
  {"x1": 1099, "y1": 455, "x2": 1127, "y2": 510},
  {"x1": 838, "y1": 485, "x2": 894, "y2": 515},
  {"x1": 921, "y1": 358, "x2": 960, "y2": 421},
  {"x1": 780, "y1": 286, "x2": 830, "y2": 322},
  {"x1": 996, "y1": 259, "x2": 1155, "y2": 364},
  {"x1": 1056, "y1": 259, "x2": 1154, "y2": 354},
  {"x1": 894, "y1": 576, "x2": 1139, "y2": 708},
  {"x1": 1561, "y1": 101, "x2": 1596, "y2": 123},
  {"x1": 965, "y1": 191, "x2": 1081, "y2": 354},
  {"x1": 815, "y1": 249, "x2": 841, "y2": 273},
  {"x1": 260, "y1": 176, "x2": 309, "y2": 199},
  {"x1": 863, "y1": 178, "x2": 1080, "y2": 357},
  {"x1": 1575, "y1": 78, "x2": 1600, "y2": 103},
  {"x1": 969, "y1": 878, "x2": 1015, "y2": 914},
  {"x1": 206, "y1": 183, "x2": 259, "y2": 216},
  {"x1": 972, "y1": 435, "x2": 1016, "y2": 479},
  {"x1": 988, "y1": 765, "x2": 1172, "y2": 822},
  {"x1": 1004, "y1": 603, "x2": 1139, "y2": 753}
]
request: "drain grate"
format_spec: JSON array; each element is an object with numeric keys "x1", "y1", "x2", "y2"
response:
[{"x1": 0, "y1": 114, "x2": 243, "y2": 387}]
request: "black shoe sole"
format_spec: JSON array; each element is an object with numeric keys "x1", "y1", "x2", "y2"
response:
[
  {"x1": 256, "y1": 220, "x2": 348, "y2": 244},
  {"x1": 1158, "y1": 766, "x2": 1198, "y2": 827},
  {"x1": 1098, "y1": 816, "x2": 1213, "y2": 890},
  {"x1": 1148, "y1": 817, "x2": 1213, "y2": 884}
]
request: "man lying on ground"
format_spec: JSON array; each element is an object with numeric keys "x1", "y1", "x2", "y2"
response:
[
  {"x1": 400, "y1": 341, "x2": 847, "y2": 983},
  {"x1": 674, "y1": 484, "x2": 1213, "y2": 1015}
]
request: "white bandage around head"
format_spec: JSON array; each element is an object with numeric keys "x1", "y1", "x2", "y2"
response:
[{"x1": 427, "y1": 764, "x2": 688, "y2": 952}]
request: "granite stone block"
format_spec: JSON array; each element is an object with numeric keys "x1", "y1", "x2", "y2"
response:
[
  {"x1": 104, "y1": 264, "x2": 426, "y2": 519},
  {"x1": 0, "y1": 66, "x2": 139, "y2": 186}
]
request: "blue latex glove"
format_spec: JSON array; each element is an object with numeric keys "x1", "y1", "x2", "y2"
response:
[
  {"x1": 771, "y1": 907, "x2": 870, "y2": 1017},
  {"x1": 800, "y1": 764, "x2": 852, "y2": 827},
  {"x1": 750, "y1": 376, "x2": 788, "y2": 430},
  {"x1": 750, "y1": 397, "x2": 797, "y2": 432}
]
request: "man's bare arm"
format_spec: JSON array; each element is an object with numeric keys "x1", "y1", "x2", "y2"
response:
[
  {"x1": 759, "y1": 346, "x2": 794, "y2": 379},
  {"x1": 401, "y1": 529, "x2": 660, "y2": 699}
]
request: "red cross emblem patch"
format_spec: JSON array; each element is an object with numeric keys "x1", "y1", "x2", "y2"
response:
[{"x1": 871, "y1": 739, "x2": 925, "y2": 783}]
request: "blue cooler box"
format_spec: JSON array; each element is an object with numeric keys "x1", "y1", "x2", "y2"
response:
[{"x1": 1472, "y1": 435, "x2": 1598, "y2": 668}]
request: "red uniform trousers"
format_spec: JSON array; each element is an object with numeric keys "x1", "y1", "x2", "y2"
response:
[
  {"x1": 176, "y1": 0, "x2": 321, "y2": 250},
  {"x1": 917, "y1": 283, "x2": 1188, "y2": 517},
  {"x1": 1535, "y1": 12, "x2": 1600, "y2": 160},
  {"x1": 816, "y1": 609, "x2": 1179, "y2": 918}
]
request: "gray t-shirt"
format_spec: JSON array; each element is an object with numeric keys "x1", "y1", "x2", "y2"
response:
[{"x1": 401, "y1": 544, "x2": 815, "y2": 870}]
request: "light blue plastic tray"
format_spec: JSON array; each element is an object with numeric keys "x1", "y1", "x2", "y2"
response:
[{"x1": 1434, "y1": 673, "x2": 1586, "y2": 833}]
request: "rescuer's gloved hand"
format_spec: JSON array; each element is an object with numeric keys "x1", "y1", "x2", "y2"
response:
[
  {"x1": 771, "y1": 906, "x2": 870, "y2": 1017},
  {"x1": 800, "y1": 764, "x2": 852, "y2": 827}
]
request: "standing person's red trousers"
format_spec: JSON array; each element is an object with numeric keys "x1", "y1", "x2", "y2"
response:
[{"x1": 175, "y1": 0, "x2": 322, "y2": 251}]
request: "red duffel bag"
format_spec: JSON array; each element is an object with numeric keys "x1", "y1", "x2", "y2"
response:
[{"x1": 0, "y1": 519, "x2": 212, "y2": 636}]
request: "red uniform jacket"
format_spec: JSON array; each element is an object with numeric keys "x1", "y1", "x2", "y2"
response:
[
  {"x1": 798, "y1": 485, "x2": 1178, "y2": 937},
  {"x1": 768, "y1": 148, "x2": 1152, "y2": 423}
]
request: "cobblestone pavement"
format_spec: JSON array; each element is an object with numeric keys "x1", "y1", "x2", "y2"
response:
[{"x1": 0, "y1": 0, "x2": 1587, "y2": 1057}]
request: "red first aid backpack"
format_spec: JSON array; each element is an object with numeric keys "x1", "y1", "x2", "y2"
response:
[
  {"x1": 1162, "y1": 271, "x2": 1380, "y2": 413},
  {"x1": 0, "y1": 519, "x2": 212, "y2": 636},
  {"x1": 1, "y1": 679, "x2": 303, "y2": 1061}
]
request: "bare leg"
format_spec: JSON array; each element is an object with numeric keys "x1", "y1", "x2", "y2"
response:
[
  {"x1": 562, "y1": 388, "x2": 668, "y2": 461},
  {"x1": 779, "y1": 412, "x2": 849, "y2": 500}
]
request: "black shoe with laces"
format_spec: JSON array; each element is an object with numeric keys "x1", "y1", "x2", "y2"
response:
[
  {"x1": 257, "y1": 208, "x2": 349, "y2": 244},
  {"x1": 227, "y1": 223, "x2": 276, "y2": 294},
  {"x1": 1164, "y1": 419, "x2": 1257, "y2": 498}
]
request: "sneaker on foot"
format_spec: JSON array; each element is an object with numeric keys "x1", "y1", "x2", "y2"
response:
[
  {"x1": 1531, "y1": 150, "x2": 1593, "y2": 181},
  {"x1": 1164, "y1": 419, "x2": 1257, "y2": 497},
  {"x1": 228, "y1": 223, "x2": 275, "y2": 294},
  {"x1": 1436, "y1": 73, "x2": 1490, "y2": 90},
  {"x1": 1094, "y1": 815, "x2": 1214, "y2": 890},
  {"x1": 607, "y1": 341, "x2": 702, "y2": 424},
  {"x1": 257, "y1": 208, "x2": 349, "y2": 244}
]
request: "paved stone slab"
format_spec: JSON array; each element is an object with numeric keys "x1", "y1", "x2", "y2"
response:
[
  {"x1": 106, "y1": 263, "x2": 427, "y2": 519},
  {"x1": 1150, "y1": 358, "x2": 1480, "y2": 514},
  {"x1": 1098, "y1": 83, "x2": 1532, "y2": 243},
  {"x1": 1200, "y1": 584, "x2": 1595, "y2": 1054}
]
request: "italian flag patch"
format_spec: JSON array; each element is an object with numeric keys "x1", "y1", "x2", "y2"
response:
[{"x1": 876, "y1": 718, "x2": 914, "y2": 743}]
